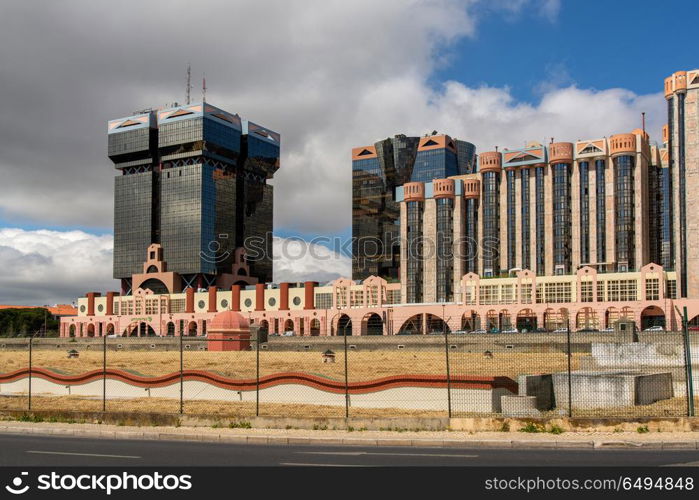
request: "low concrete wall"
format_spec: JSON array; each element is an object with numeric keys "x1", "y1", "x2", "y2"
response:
[
  {"x1": 0, "y1": 376, "x2": 513, "y2": 413},
  {"x1": 591, "y1": 342, "x2": 699, "y2": 368},
  {"x1": 552, "y1": 370, "x2": 674, "y2": 410},
  {"x1": 518, "y1": 374, "x2": 555, "y2": 410}
]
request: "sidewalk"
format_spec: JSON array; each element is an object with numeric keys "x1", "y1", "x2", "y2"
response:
[{"x1": 1, "y1": 420, "x2": 698, "y2": 450}]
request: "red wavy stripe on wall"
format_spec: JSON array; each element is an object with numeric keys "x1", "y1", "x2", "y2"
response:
[{"x1": 0, "y1": 368, "x2": 517, "y2": 395}]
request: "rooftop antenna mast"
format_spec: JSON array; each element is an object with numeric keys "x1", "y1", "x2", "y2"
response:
[
  {"x1": 202, "y1": 74, "x2": 207, "y2": 103},
  {"x1": 185, "y1": 64, "x2": 192, "y2": 105}
]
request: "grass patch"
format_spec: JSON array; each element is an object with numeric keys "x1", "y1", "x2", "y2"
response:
[
  {"x1": 228, "y1": 420, "x2": 252, "y2": 429},
  {"x1": 518, "y1": 422, "x2": 545, "y2": 433}
]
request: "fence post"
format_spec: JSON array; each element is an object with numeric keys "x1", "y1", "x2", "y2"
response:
[
  {"x1": 566, "y1": 320, "x2": 573, "y2": 418},
  {"x1": 683, "y1": 306, "x2": 695, "y2": 416},
  {"x1": 179, "y1": 332, "x2": 184, "y2": 415},
  {"x1": 28, "y1": 336, "x2": 32, "y2": 411},
  {"x1": 255, "y1": 338, "x2": 260, "y2": 417},
  {"x1": 344, "y1": 323, "x2": 349, "y2": 419},
  {"x1": 102, "y1": 333, "x2": 107, "y2": 412},
  {"x1": 444, "y1": 330, "x2": 452, "y2": 418}
]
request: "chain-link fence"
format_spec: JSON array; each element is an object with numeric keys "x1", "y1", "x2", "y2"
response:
[{"x1": 0, "y1": 327, "x2": 696, "y2": 419}]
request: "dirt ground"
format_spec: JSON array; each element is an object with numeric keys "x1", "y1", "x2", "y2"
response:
[{"x1": 0, "y1": 350, "x2": 585, "y2": 381}]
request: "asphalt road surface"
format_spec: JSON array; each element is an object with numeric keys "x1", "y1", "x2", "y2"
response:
[{"x1": 0, "y1": 433, "x2": 697, "y2": 467}]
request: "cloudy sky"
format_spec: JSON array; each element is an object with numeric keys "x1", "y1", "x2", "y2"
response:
[{"x1": 0, "y1": 0, "x2": 695, "y2": 304}]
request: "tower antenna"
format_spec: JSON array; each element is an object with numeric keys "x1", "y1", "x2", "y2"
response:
[
  {"x1": 202, "y1": 73, "x2": 207, "y2": 103},
  {"x1": 642, "y1": 111, "x2": 646, "y2": 135},
  {"x1": 185, "y1": 64, "x2": 192, "y2": 105}
]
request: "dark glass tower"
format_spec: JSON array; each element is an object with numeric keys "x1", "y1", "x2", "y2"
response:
[
  {"x1": 352, "y1": 134, "x2": 475, "y2": 281},
  {"x1": 108, "y1": 103, "x2": 279, "y2": 294}
]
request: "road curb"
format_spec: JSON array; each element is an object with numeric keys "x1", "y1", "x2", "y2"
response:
[{"x1": 0, "y1": 425, "x2": 697, "y2": 450}]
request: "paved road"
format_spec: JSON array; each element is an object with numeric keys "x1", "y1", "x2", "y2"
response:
[{"x1": 0, "y1": 434, "x2": 698, "y2": 467}]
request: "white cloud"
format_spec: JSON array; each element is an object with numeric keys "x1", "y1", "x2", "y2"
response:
[
  {"x1": 273, "y1": 237, "x2": 351, "y2": 284},
  {"x1": 0, "y1": 229, "x2": 349, "y2": 304},
  {"x1": 0, "y1": 228, "x2": 115, "y2": 305}
]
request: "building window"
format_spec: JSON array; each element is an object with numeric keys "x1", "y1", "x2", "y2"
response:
[
  {"x1": 292, "y1": 296, "x2": 301, "y2": 306},
  {"x1": 552, "y1": 163, "x2": 572, "y2": 274},
  {"x1": 170, "y1": 299, "x2": 185, "y2": 313},
  {"x1": 464, "y1": 198, "x2": 479, "y2": 273},
  {"x1": 645, "y1": 278, "x2": 660, "y2": 301},
  {"x1": 268, "y1": 297, "x2": 276, "y2": 306},
  {"x1": 614, "y1": 155, "x2": 635, "y2": 271},
  {"x1": 501, "y1": 284, "x2": 516, "y2": 304},
  {"x1": 315, "y1": 293, "x2": 332, "y2": 309},
  {"x1": 406, "y1": 201, "x2": 424, "y2": 303},
  {"x1": 97, "y1": 304, "x2": 104, "y2": 313},
  {"x1": 597, "y1": 280, "x2": 605, "y2": 302},
  {"x1": 479, "y1": 285, "x2": 499, "y2": 305},
  {"x1": 506, "y1": 169, "x2": 516, "y2": 270},
  {"x1": 579, "y1": 161, "x2": 590, "y2": 265},
  {"x1": 666, "y1": 280, "x2": 677, "y2": 299},
  {"x1": 436, "y1": 197, "x2": 454, "y2": 302},
  {"x1": 535, "y1": 166, "x2": 546, "y2": 275},
  {"x1": 385, "y1": 289, "x2": 401, "y2": 305},
  {"x1": 521, "y1": 168, "x2": 530, "y2": 270},
  {"x1": 595, "y1": 159, "x2": 606, "y2": 264},
  {"x1": 197, "y1": 300, "x2": 206, "y2": 310},
  {"x1": 482, "y1": 171, "x2": 500, "y2": 276},
  {"x1": 580, "y1": 281, "x2": 593, "y2": 302},
  {"x1": 520, "y1": 283, "x2": 532, "y2": 304},
  {"x1": 463, "y1": 285, "x2": 476, "y2": 305},
  {"x1": 607, "y1": 279, "x2": 637, "y2": 302},
  {"x1": 543, "y1": 281, "x2": 572, "y2": 303},
  {"x1": 244, "y1": 298, "x2": 252, "y2": 308},
  {"x1": 220, "y1": 299, "x2": 229, "y2": 309}
]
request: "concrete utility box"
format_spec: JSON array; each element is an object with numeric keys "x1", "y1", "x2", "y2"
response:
[
  {"x1": 614, "y1": 320, "x2": 638, "y2": 343},
  {"x1": 250, "y1": 325, "x2": 267, "y2": 344},
  {"x1": 552, "y1": 370, "x2": 673, "y2": 410},
  {"x1": 518, "y1": 374, "x2": 555, "y2": 410}
]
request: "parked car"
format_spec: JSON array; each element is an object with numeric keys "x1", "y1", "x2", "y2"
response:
[
  {"x1": 600, "y1": 327, "x2": 614, "y2": 333},
  {"x1": 428, "y1": 330, "x2": 445, "y2": 335},
  {"x1": 283, "y1": 331, "x2": 295, "y2": 337},
  {"x1": 551, "y1": 327, "x2": 568, "y2": 334},
  {"x1": 452, "y1": 330, "x2": 469, "y2": 335},
  {"x1": 501, "y1": 327, "x2": 518, "y2": 334},
  {"x1": 689, "y1": 326, "x2": 699, "y2": 331},
  {"x1": 488, "y1": 328, "x2": 501, "y2": 334},
  {"x1": 532, "y1": 328, "x2": 548, "y2": 333},
  {"x1": 576, "y1": 328, "x2": 599, "y2": 333},
  {"x1": 642, "y1": 325, "x2": 664, "y2": 332},
  {"x1": 471, "y1": 329, "x2": 487, "y2": 334}
]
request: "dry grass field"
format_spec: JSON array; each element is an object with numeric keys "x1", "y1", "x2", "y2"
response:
[
  {"x1": 0, "y1": 395, "x2": 448, "y2": 418},
  {"x1": 0, "y1": 350, "x2": 586, "y2": 381}
]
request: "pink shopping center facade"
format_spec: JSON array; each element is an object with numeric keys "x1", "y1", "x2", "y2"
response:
[{"x1": 61, "y1": 251, "x2": 699, "y2": 338}]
